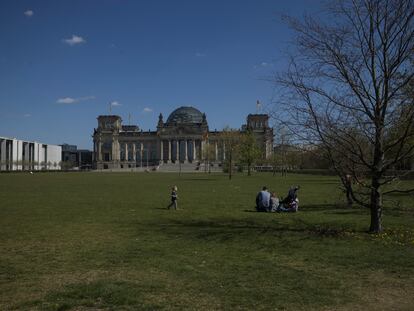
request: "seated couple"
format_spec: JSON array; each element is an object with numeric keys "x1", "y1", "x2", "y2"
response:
[{"x1": 256, "y1": 186, "x2": 299, "y2": 213}]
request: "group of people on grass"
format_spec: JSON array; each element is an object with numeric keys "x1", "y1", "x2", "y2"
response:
[
  {"x1": 166, "y1": 184, "x2": 300, "y2": 212},
  {"x1": 255, "y1": 185, "x2": 300, "y2": 213}
]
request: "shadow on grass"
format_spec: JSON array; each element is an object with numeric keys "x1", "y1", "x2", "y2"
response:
[
  {"x1": 154, "y1": 216, "x2": 361, "y2": 240},
  {"x1": 281, "y1": 178, "x2": 339, "y2": 184},
  {"x1": 243, "y1": 204, "x2": 339, "y2": 213},
  {"x1": 300, "y1": 203, "x2": 342, "y2": 211},
  {"x1": 325, "y1": 209, "x2": 368, "y2": 215},
  {"x1": 20, "y1": 280, "x2": 163, "y2": 311}
]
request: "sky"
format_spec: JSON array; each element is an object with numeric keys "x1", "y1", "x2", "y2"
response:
[{"x1": 0, "y1": 0, "x2": 322, "y2": 149}]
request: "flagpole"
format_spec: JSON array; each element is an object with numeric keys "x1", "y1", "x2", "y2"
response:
[{"x1": 256, "y1": 100, "x2": 261, "y2": 113}]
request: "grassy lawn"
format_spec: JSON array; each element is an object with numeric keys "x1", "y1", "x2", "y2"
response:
[{"x1": 0, "y1": 172, "x2": 413, "y2": 310}]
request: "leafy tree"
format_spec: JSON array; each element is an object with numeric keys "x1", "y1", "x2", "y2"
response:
[
  {"x1": 220, "y1": 127, "x2": 241, "y2": 180},
  {"x1": 202, "y1": 142, "x2": 216, "y2": 173},
  {"x1": 61, "y1": 160, "x2": 75, "y2": 171},
  {"x1": 239, "y1": 130, "x2": 261, "y2": 176}
]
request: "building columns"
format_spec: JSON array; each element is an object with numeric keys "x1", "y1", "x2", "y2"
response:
[
  {"x1": 215, "y1": 141, "x2": 218, "y2": 161},
  {"x1": 132, "y1": 143, "x2": 136, "y2": 161},
  {"x1": 140, "y1": 142, "x2": 143, "y2": 167},
  {"x1": 168, "y1": 140, "x2": 171, "y2": 162},
  {"x1": 0, "y1": 139, "x2": 6, "y2": 171},
  {"x1": 184, "y1": 139, "x2": 188, "y2": 162},
  {"x1": 160, "y1": 140, "x2": 164, "y2": 162},
  {"x1": 192, "y1": 140, "x2": 196, "y2": 162},
  {"x1": 98, "y1": 142, "x2": 102, "y2": 161},
  {"x1": 175, "y1": 139, "x2": 180, "y2": 162}
]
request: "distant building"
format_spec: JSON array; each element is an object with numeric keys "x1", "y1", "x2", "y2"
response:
[
  {"x1": 0, "y1": 136, "x2": 61, "y2": 171},
  {"x1": 61, "y1": 144, "x2": 93, "y2": 169},
  {"x1": 93, "y1": 106, "x2": 273, "y2": 170}
]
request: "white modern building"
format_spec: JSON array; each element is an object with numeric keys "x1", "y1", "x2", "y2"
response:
[{"x1": 0, "y1": 136, "x2": 61, "y2": 171}]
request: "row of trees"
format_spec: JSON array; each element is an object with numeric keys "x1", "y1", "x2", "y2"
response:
[
  {"x1": 203, "y1": 128, "x2": 335, "y2": 180},
  {"x1": 202, "y1": 128, "x2": 263, "y2": 179}
]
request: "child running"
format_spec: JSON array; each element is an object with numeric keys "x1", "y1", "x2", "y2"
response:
[{"x1": 167, "y1": 185, "x2": 178, "y2": 210}]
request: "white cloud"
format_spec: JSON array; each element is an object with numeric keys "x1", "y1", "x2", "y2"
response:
[
  {"x1": 195, "y1": 52, "x2": 206, "y2": 57},
  {"x1": 56, "y1": 96, "x2": 95, "y2": 104},
  {"x1": 110, "y1": 101, "x2": 121, "y2": 107},
  {"x1": 254, "y1": 62, "x2": 273, "y2": 69},
  {"x1": 143, "y1": 107, "x2": 153, "y2": 113},
  {"x1": 24, "y1": 10, "x2": 34, "y2": 17},
  {"x1": 57, "y1": 97, "x2": 76, "y2": 104},
  {"x1": 63, "y1": 35, "x2": 86, "y2": 46},
  {"x1": 23, "y1": 113, "x2": 31, "y2": 117}
]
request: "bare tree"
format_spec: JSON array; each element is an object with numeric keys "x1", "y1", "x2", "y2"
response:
[
  {"x1": 272, "y1": 0, "x2": 414, "y2": 233},
  {"x1": 273, "y1": 126, "x2": 294, "y2": 176}
]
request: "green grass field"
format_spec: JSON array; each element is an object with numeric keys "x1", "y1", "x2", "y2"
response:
[{"x1": 0, "y1": 172, "x2": 413, "y2": 310}]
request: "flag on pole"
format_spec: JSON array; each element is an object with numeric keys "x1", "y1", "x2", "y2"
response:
[{"x1": 256, "y1": 100, "x2": 262, "y2": 113}]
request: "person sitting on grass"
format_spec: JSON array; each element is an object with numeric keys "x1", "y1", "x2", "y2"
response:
[
  {"x1": 255, "y1": 186, "x2": 270, "y2": 212},
  {"x1": 167, "y1": 186, "x2": 178, "y2": 210},
  {"x1": 270, "y1": 192, "x2": 280, "y2": 212},
  {"x1": 281, "y1": 186, "x2": 299, "y2": 204},
  {"x1": 277, "y1": 198, "x2": 299, "y2": 212},
  {"x1": 278, "y1": 186, "x2": 300, "y2": 212}
]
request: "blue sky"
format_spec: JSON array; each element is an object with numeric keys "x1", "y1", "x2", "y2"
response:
[{"x1": 0, "y1": 0, "x2": 321, "y2": 149}]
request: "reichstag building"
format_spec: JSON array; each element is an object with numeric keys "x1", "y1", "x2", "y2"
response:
[{"x1": 93, "y1": 106, "x2": 273, "y2": 169}]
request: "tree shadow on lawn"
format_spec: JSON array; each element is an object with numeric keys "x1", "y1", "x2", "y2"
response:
[
  {"x1": 154, "y1": 216, "x2": 361, "y2": 240},
  {"x1": 300, "y1": 203, "x2": 346, "y2": 211},
  {"x1": 244, "y1": 203, "x2": 357, "y2": 212},
  {"x1": 300, "y1": 204, "x2": 370, "y2": 217},
  {"x1": 242, "y1": 203, "x2": 338, "y2": 212},
  {"x1": 284, "y1": 178, "x2": 339, "y2": 184}
]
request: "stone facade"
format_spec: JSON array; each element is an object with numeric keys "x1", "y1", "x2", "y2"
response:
[{"x1": 92, "y1": 106, "x2": 273, "y2": 169}]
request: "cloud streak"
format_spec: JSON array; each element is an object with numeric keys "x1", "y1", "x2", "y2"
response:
[
  {"x1": 254, "y1": 62, "x2": 273, "y2": 69},
  {"x1": 56, "y1": 96, "x2": 95, "y2": 104},
  {"x1": 143, "y1": 107, "x2": 153, "y2": 113},
  {"x1": 63, "y1": 35, "x2": 86, "y2": 46},
  {"x1": 110, "y1": 101, "x2": 121, "y2": 107},
  {"x1": 24, "y1": 10, "x2": 34, "y2": 17}
]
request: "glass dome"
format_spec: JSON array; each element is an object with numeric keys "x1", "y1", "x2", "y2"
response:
[{"x1": 166, "y1": 106, "x2": 204, "y2": 124}]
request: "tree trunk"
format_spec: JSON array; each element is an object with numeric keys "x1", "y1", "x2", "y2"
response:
[
  {"x1": 346, "y1": 190, "x2": 353, "y2": 207},
  {"x1": 369, "y1": 182, "x2": 382, "y2": 233},
  {"x1": 345, "y1": 176, "x2": 353, "y2": 207},
  {"x1": 369, "y1": 117, "x2": 385, "y2": 233},
  {"x1": 247, "y1": 162, "x2": 251, "y2": 176},
  {"x1": 229, "y1": 154, "x2": 232, "y2": 180}
]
